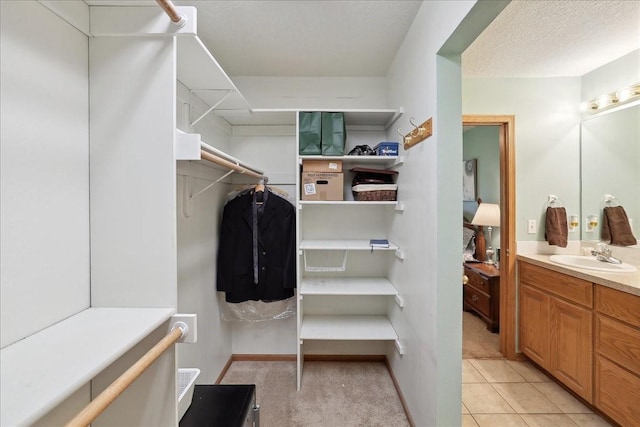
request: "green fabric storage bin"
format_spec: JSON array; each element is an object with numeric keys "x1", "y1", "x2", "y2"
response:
[
  {"x1": 321, "y1": 112, "x2": 346, "y2": 156},
  {"x1": 298, "y1": 112, "x2": 322, "y2": 155}
]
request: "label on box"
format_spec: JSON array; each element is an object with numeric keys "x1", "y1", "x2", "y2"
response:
[
  {"x1": 304, "y1": 183, "x2": 317, "y2": 195},
  {"x1": 302, "y1": 159, "x2": 343, "y2": 173}
]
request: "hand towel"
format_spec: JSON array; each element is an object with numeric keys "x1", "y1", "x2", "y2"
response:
[
  {"x1": 602, "y1": 206, "x2": 637, "y2": 246},
  {"x1": 545, "y1": 206, "x2": 568, "y2": 248}
]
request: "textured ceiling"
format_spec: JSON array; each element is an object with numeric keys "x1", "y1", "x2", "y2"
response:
[
  {"x1": 462, "y1": 0, "x2": 640, "y2": 77},
  {"x1": 178, "y1": 0, "x2": 422, "y2": 77},
  {"x1": 87, "y1": 1, "x2": 640, "y2": 78}
]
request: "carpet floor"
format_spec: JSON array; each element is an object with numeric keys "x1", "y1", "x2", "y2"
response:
[
  {"x1": 220, "y1": 360, "x2": 411, "y2": 427},
  {"x1": 218, "y1": 311, "x2": 498, "y2": 425},
  {"x1": 462, "y1": 310, "x2": 502, "y2": 359}
]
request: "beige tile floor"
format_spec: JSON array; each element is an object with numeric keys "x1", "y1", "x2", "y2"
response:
[{"x1": 462, "y1": 359, "x2": 614, "y2": 427}]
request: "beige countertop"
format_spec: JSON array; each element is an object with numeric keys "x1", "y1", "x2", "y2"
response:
[{"x1": 517, "y1": 253, "x2": 640, "y2": 297}]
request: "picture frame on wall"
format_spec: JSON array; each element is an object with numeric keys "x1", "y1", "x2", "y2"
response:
[{"x1": 463, "y1": 159, "x2": 477, "y2": 201}]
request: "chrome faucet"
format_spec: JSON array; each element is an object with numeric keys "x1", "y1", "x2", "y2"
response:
[{"x1": 591, "y1": 243, "x2": 622, "y2": 264}]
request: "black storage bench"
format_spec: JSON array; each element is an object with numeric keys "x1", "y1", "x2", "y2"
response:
[{"x1": 179, "y1": 384, "x2": 259, "y2": 427}]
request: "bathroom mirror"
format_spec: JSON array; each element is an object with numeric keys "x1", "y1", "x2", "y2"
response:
[{"x1": 581, "y1": 104, "x2": 640, "y2": 244}]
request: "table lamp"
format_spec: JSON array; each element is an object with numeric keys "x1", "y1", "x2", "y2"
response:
[{"x1": 471, "y1": 203, "x2": 500, "y2": 265}]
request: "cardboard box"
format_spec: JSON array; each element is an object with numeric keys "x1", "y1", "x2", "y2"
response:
[
  {"x1": 302, "y1": 159, "x2": 343, "y2": 173},
  {"x1": 373, "y1": 142, "x2": 399, "y2": 156},
  {"x1": 301, "y1": 172, "x2": 344, "y2": 201}
]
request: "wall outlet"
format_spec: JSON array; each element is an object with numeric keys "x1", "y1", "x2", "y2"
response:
[{"x1": 527, "y1": 219, "x2": 537, "y2": 234}]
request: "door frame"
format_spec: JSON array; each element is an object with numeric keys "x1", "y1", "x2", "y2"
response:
[{"x1": 463, "y1": 115, "x2": 516, "y2": 359}]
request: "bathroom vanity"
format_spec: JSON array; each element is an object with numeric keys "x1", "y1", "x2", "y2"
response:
[{"x1": 517, "y1": 254, "x2": 640, "y2": 427}]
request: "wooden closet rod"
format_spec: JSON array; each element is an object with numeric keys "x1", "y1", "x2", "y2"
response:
[
  {"x1": 64, "y1": 326, "x2": 185, "y2": 427},
  {"x1": 155, "y1": 0, "x2": 186, "y2": 26},
  {"x1": 200, "y1": 150, "x2": 264, "y2": 180}
]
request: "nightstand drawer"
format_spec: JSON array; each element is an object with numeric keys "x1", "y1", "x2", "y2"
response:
[
  {"x1": 464, "y1": 285, "x2": 491, "y2": 318},
  {"x1": 464, "y1": 268, "x2": 491, "y2": 294}
]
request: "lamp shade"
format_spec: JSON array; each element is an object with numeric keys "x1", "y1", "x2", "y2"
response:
[{"x1": 471, "y1": 203, "x2": 500, "y2": 227}]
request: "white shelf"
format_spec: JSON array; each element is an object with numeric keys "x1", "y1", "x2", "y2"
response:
[
  {"x1": 300, "y1": 315, "x2": 398, "y2": 340},
  {"x1": 300, "y1": 155, "x2": 398, "y2": 162},
  {"x1": 300, "y1": 155, "x2": 401, "y2": 168},
  {"x1": 0, "y1": 307, "x2": 175, "y2": 427},
  {"x1": 300, "y1": 200, "x2": 398, "y2": 207},
  {"x1": 176, "y1": 36, "x2": 250, "y2": 116},
  {"x1": 215, "y1": 109, "x2": 297, "y2": 126},
  {"x1": 176, "y1": 36, "x2": 235, "y2": 92},
  {"x1": 295, "y1": 109, "x2": 402, "y2": 129},
  {"x1": 343, "y1": 109, "x2": 402, "y2": 128},
  {"x1": 300, "y1": 239, "x2": 398, "y2": 251},
  {"x1": 212, "y1": 107, "x2": 403, "y2": 129},
  {"x1": 300, "y1": 277, "x2": 397, "y2": 296}
]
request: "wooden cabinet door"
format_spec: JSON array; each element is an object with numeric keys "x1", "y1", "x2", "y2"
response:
[
  {"x1": 520, "y1": 284, "x2": 550, "y2": 369},
  {"x1": 595, "y1": 355, "x2": 640, "y2": 427},
  {"x1": 550, "y1": 297, "x2": 593, "y2": 402}
]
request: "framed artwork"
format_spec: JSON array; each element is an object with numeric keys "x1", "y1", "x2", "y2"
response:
[{"x1": 463, "y1": 159, "x2": 477, "y2": 201}]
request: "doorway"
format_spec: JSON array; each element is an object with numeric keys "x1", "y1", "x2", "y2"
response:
[{"x1": 463, "y1": 115, "x2": 516, "y2": 360}]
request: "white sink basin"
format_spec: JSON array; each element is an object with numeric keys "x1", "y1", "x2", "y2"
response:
[{"x1": 549, "y1": 255, "x2": 637, "y2": 273}]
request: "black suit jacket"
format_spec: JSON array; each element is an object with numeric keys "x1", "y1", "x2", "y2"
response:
[{"x1": 217, "y1": 189, "x2": 296, "y2": 303}]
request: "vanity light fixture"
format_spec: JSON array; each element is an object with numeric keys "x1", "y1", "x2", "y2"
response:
[{"x1": 581, "y1": 83, "x2": 640, "y2": 113}]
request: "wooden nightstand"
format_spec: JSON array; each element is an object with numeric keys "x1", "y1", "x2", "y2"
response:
[{"x1": 463, "y1": 263, "x2": 500, "y2": 332}]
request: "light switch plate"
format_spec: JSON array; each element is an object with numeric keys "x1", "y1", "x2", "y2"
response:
[{"x1": 527, "y1": 220, "x2": 537, "y2": 234}]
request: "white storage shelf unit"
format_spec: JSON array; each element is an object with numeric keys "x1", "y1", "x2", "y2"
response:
[
  {"x1": 300, "y1": 278, "x2": 398, "y2": 340},
  {"x1": 296, "y1": 109, "x2": 403, "y2": 390}
]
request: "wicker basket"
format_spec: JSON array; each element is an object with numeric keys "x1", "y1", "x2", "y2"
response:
[{"x1": 352, "y1": 184, "x2": 398, "y2": 201}]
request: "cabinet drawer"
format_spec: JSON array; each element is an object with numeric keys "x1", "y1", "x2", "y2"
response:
[
  {"x1": 519, "y1": 262, "x2": 593, "y2": 308},
  {"x1": 464, "y1": 268, "x2": 491, "y2": 294},
  {"x1": 595, "y1": 285, "x2": 640, "y2": 328},
  {"x1": 595, "y1": 355, "x2": 640, "y2": 427},
  {"x1": 596, "y1": 314, "x2": 640, "y2": 377},
  {"x1": 464, "y1": 285, "x2": 491, "y2": 318}
]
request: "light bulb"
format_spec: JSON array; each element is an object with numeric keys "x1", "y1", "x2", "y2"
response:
[
  {"x1": 596, "y1": 94, "x2": 610, "y2": 108},
  {"x1": 579, "y1": 101, "x2": 597, "y2": 112},
  {"x1": 616, "y1": 85, "x2": 640, "y2": 102}
]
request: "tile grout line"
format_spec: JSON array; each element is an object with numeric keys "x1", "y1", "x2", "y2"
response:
[{"x1": 463, "y1": 359, "x2": 613, "y2": 426}]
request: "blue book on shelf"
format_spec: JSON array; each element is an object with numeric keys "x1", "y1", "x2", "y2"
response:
[{"x1": 370, "y1": 239, "x2": 390, "y2": 247}]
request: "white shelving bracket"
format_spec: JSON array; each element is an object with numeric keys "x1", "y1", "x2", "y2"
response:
[
  {"x1": 379, "y1": 155, "x2": 404, "y2": 170},
  {"x1": 190, "y1": 169, "x2": 235, "y2": 200},
  {"x1": 189, "y1": 89, "x2": 234, "y2": 127},
  {"x1": 394, "y1": 295, "x2": 405, "y2": 308},
  {"x1": 182, "y1": 169, "x2": 235, "y2": 217},
  {"x1": 394, "y1": 202, "x2": 405, "y2": 212},
  {"x1": 395, "y1": 249, "x2": 405, "y2": 260},
  {"x1": 395, "y1": 339, "x2": 405, "y2": 356}
]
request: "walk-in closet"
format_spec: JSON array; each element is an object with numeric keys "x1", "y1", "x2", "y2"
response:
[{"x1": 1, "y1": 1, "x2": 510, "y2": 425}]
